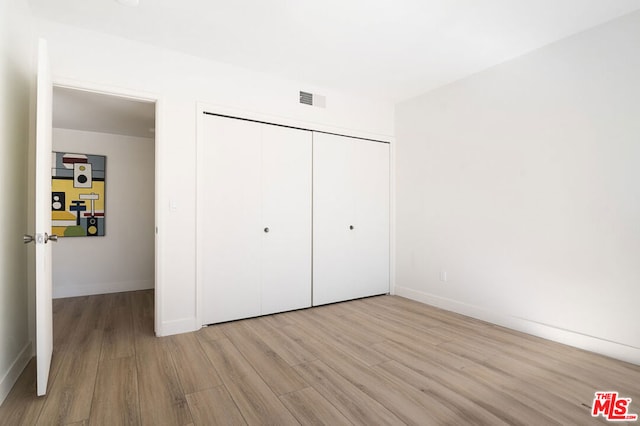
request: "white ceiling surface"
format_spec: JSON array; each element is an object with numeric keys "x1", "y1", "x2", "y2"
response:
[
  {"x1": 53, "y1": 86, "x2": 155, "y2": 138},
  {"x1": 33, "y1": 0, "x2": 640, "y2": 102}
]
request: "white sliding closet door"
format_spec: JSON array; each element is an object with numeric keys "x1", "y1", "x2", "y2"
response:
[
  {"x1": 261, "y1": 125, "x2": 312, "y2": 315},
  {"x1": 352, "y1": 138, "x2": 390, "y2": 298},
  {"x1": 201, "y1": 115, "x2": 312, "y2": 324},
  {"x1": 313, "y1": 133, "x2": 390, "y2": 305},
  {"x1": 202, "y1": 116, "x2": 262, "y2": 323},
  {"x1": 313, "y1": 133, "x2": 357, "y2": 305}
]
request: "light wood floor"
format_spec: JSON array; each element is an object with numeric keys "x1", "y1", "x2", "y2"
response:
[{"x1": 1, "y1": 290, "x2": 638, "y2": 425}]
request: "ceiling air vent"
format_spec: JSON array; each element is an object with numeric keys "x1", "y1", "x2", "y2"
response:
[{"x1": 299, "y1": 91, "x2": 326, "y2": 108}]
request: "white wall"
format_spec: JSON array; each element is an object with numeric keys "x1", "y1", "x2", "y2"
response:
[
  {"x1": 52, "y1": 128, "x2": 155, "y2": 298},
  {"x1": 395, "y1": 11, "x2": 640, "y2": 364},
  {"x1": 0, "y1": 0, "x2": 34, "y2": 405},
  {"x1": 35, "y1": 18, "x2": 395, "y2": 336}
]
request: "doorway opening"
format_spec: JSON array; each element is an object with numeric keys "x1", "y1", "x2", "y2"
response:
[{"x1": 50, "y1": 85, "x2": 157, "y2": 330}]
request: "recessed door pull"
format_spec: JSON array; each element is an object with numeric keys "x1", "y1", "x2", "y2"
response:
[{"x1": 264, "y1": 227, "x2": 270, "y2": 233}]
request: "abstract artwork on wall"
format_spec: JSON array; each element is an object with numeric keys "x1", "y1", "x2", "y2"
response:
[{"x1": 52, "y1": 152, "x2": 106, "y2": 237}]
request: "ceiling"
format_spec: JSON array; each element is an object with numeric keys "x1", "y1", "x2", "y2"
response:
[
  {"x1": 53, "y1": 86, "x2": 155, "y2": 138},
  {"x1": 32, "y1": 0, "x2": 640, "y2": 102}
]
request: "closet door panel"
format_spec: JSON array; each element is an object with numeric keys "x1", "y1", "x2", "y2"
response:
[
  {"x1": 312, "y1": 133, "x2": 357, "y2": 305},
  {"x1": 261, "y1": 125, "x2": 312, "y2": 315},
  {"x1": 201, "y1": 115, "x2": 262, "y2": 324},
  {"x1": 353, "y1": 140, "x2": 390, "y2": 297},
  {"x1": 313, "y1": 133, "x2": 390, "y2": 306}
]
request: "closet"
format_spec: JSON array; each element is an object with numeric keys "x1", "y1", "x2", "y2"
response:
[{"x1": 200, "y1": 113, "x2": 389, "y2": 325}]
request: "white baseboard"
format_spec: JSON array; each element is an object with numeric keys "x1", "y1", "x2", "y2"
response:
[
  {"x1": 53, "y1": 280, "x2": 154, "y2": 299},
  {"x1": 0, "y1": 341, "x2": 33, "y2": 406},
  {"x1": 157, "y1": 317, "x2": 198, "y2": 337},
  {"x1": 395, "y1": 286, "x2": 640, "y2": 366}
]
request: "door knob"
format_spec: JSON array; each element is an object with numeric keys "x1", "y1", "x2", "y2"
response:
[
  {"x1": 264, "y1": 227, "x2": 269, "y2": 233},
  {"x1": 45, "y1": 233, "x2": 58, "y2": 243},
  {"x1": 23, "y1": 234, "x2": 34, "y2": 244}
]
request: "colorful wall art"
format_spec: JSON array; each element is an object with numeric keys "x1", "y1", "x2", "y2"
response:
[{"x1": 52, "y1": 152, "x2": 106, "y2": 237}]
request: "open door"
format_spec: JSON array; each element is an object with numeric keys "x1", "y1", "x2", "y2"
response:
[{"x1": 34, "y1": 38, "x2": 56, "y2": 396}]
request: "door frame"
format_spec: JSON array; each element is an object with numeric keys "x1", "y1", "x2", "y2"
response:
[{"x1": 47, "y1": 77, "x2": 164, "y2": 335}]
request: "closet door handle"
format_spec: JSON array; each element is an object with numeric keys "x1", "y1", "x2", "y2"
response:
[
  {"x1": 349, "y1": 225, "x2": 355, "y2": 230},
  {"x1": 264, "y1": 227, "x2": 270, "y2": 233}
]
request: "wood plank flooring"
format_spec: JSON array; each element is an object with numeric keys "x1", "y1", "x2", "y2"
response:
[{"x1": 1, "y1": 290, "x2": 639, "y2": 425}]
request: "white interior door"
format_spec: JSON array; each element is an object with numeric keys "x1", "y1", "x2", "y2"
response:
[
  {"x1": 35, "y1": 38, "x2": 55, "y2": 396},
  {"x1": 201, "y1": 115, "x2": 262, "y2": 324},
  {"x1": 260, "y1": 125, "x2": 312, "y2": 315}
]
